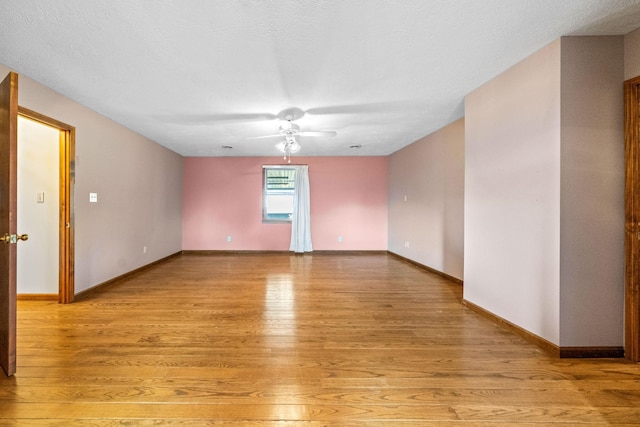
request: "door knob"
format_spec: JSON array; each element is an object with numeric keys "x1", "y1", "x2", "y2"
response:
[{"x1": 1, "y1": 233, "x2": 29, "y2": 244}]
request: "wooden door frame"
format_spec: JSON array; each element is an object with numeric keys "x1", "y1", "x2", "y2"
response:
[
  {"x1": 625, "y1": 76, "x2": 640, "y2": 362},
  {"x1": 18, "y1": 107, "x2": 75, "y2": 304}
]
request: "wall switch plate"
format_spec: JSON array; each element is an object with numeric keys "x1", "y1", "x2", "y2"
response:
[
  {"x1": 89, "y1": 192, "x2": 98, "y2": 203},
  {"x1": 36, "y1": 192, "x2": 44, "y2": 203}
]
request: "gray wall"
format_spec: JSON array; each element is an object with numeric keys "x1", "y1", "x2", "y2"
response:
[
  {"x1": 625, "y1": 27, "x2": 640, "y2": 79},
  {"x1": 388, "y1": 119, "x2": 465, "y2": 280},
  {"x1": 559, "y1": 36, "x2": 625, "y2": 347}
]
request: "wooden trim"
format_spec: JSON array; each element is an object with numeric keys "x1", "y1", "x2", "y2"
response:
[
  {"x1": 559, "y1": 347, "x2": 625, "y2": 359},
  {"x1": 463, "y1": 299, "x2": 625, "y2": 359},
  {"x1": 182, "y1": 250, "x2": 291, "y2": 255},
  {"x1": 61, "y1": 126, "x2": 75, "y2": 304},
  {"x1": 18, "y1": 107, "x2": 73, "y2": 130},
  {"x1": 312, "y1": 250, "x2": 387, "y2": 255},
  {"x1": 17, "y1": 294, "x2": 57, "y2": 301},
  {"x1": 181, "y1": 250, "x2": 388, "y2": 256},
  {"x1": 74, "y1": 252, "x2": 182, "y2": 301},
  {"x1": 624, "y1": 76, "x2": 640, "y2": 362},
  {"x1": 387, "y1": 251, "x2": 463, "y2": 285},
  {"x1": 18, "y1": 106, "x2": 75, "y2": 304},
  {"x1": 463, "y1": 299, "x2": 560, "y2": 357}
]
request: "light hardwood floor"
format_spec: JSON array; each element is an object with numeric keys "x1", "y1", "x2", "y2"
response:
[{"x1": 2, "y1": 253, "x2": 640, "y2": 426}]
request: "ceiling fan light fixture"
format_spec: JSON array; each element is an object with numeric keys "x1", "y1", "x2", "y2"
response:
[
  {"x1": 276, "y1": 137, "x2": 301, "y2": 163},
  {"x1": 275, "y1": 140, "x2": 301, "y2": 153}
]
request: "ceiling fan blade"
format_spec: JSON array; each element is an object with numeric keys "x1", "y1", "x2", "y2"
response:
[
  {"x1": 209, "y1": 112, "x2": 278, "y2": 122},
  {"x1": 247, "y1": 134, "x2": 282, "y2": 140},
  {"x1": 305, "y1": 101, "x2": 414, "y2": 116},
  {"x1": 299, "y1": 130, "x2": 337, "y2": 137},
  {"x1": 157, "y1": 112, "x2": 278, "y2": 124}
]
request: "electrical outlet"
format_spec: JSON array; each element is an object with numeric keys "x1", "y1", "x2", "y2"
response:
[
  {"x1": 143, "y1": 246, "x2": 147, "y2": 254},
  {"x1": 338, "y1": 236, "x2": 343, "y2": 243},
  {"x1": 404, "y1": 241, "x2": 410, "y2": 248},
  {"x1": 226, "y1": 236, "x2": 232, "y2": 242}
]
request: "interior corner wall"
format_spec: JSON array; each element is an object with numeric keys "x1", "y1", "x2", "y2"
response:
[
  {"x1": 559, "y1": 36, "x2": 625, "y2": 347},
  {"x1": 0, "y1": 63, "x2": 184, "y2": 294},
  {"x1": 464, "y1": 39, "x2": 562, "y2": 345},
  {"x1": 182, "y1": 156, "x2": 388, "y2": 251},
  {"x1": 387, "y1": 119, "x2": 465, "y2": 280},
  {"x1": 464, "y1": 36, "x2": 627, "y2": 348}
]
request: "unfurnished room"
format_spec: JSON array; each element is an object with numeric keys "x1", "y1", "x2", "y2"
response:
[{"x1": 1, "y1": 1, "x2": 640, "y2": 425}]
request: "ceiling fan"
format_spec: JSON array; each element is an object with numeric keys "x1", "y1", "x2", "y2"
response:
[
  {"x1": 159, "y1": 102, "x2": 411, "y2": 158},
  {"x1": 249, "y1": 118, "x2": 337, "y2": 140},
  {"x1": 248, "y1": 109, "x2": 337, "y2": 161},
  {"x1": 162, "y1": 102, "x2": 407, "y2": 125}
]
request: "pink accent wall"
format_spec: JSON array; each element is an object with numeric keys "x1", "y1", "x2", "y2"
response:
[{"x1": 182, "y1": 156, "x2": 388, "y2": 251}]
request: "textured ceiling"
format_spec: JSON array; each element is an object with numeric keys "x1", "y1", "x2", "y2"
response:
[{"x1": 1, "y1": 0, "x2": 640, "y2": 157}]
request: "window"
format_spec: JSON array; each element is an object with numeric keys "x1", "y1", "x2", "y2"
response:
[{"x1": 263, "y1": 166, "x2": 296, "y2": 222}]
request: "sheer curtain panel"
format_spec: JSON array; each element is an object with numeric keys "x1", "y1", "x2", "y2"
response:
[{"x1": 290, "y1": 165, "x2": 313, "y2": 253}]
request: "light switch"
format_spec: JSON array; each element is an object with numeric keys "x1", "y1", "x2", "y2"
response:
[
  {"x1": 89, "y1": 192, "x2": 98, "y2": 203},
  {"x1": 36, "y1": 192, "x2": 44, "y2": 203}
]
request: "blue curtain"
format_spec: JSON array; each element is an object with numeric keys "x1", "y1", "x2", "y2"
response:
[{"x1": 290, "y1": 165, "x2": 312, "y2": 253}]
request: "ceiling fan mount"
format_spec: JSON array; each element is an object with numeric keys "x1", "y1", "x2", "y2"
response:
[
  {"x1": 279, "y1": 120, "x2": 300, "y2": 136},
  {"x1": 276, "y1": 107, "x2": 306, "y2": 122}
]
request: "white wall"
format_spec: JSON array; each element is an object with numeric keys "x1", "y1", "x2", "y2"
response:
[
  {"x1": 559, "y1": 37, "x2": 625, "y2": 347},
  {"x1": 388, "y1": 119, "x2": 465, "y2": 280},
  {"x1": 17, "y1": 116, "x2": 59, "y2": 294},
  {"x1": 464, "y1": 40, "x2": 562, "y2": 344},
  {"x1": 0, "y1": 63, "x2": 183, "y2": 294}
]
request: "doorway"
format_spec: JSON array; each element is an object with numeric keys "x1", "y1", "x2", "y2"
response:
[
  {"x1": 17, "y1": 116, "x2": 59, "y2": 298},
  {"x1": 17, "y1": 107, "x2": 75, "y2": 304}
]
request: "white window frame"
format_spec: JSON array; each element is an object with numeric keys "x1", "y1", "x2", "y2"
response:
[{"x1": 262, "y1": 165, "x2": 296, "y2": 223}]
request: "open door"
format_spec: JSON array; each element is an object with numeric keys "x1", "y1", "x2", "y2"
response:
[{"x1": 0, "y1": 71, "x2": 19, "y2": 377}]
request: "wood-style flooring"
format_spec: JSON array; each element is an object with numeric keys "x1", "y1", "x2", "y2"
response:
[{"x1": 1, "y1": 253, "x2": 640, "y2": 426}]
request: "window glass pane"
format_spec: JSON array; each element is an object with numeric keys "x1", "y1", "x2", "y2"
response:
[
  {"x1": 265, "y1": 194, "x2": 294, "y2": 221},
  {"x1": 266, "y1": 169, "x2": 295, "y2": 190}
]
